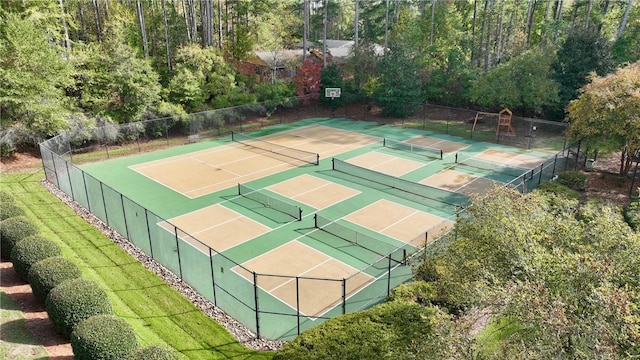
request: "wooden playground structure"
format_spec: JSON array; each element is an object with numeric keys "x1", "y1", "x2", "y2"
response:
[{"x1": 472, "y1": 108, "x2": 516, "y2": 136}]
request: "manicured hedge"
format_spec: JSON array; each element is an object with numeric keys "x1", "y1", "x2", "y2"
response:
[
  {"x1": 28, "y1": 256, "x2": 82, "y2": 304},
  {"x1": 45, "y1": 278, "x2": 113, "y2": 338},
  {"x1": 0, "y1": 189, "x2": 14, "y2": 205},
  {"x1": 127, "y1": 345, "x2": 179, "y2": 360},
  {"x1": 10, "y1": 235, "x2": 62, "y2": 280},
  {"x1": 71, "y1": 314, "x2": 138, "y2": 360},
  {"x1": 0, "y1": 202, "x2": 26, "y2": 221},
  {"x1": 0, "y1": 216, "x2": 40, "y2": 259}
]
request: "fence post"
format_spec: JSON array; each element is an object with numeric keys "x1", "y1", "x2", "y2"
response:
[
  {"x1": 82, "y1": 172, "x2": 91, "y2": 213},
  {"x1": 538, "y1": 163, "x2": 544, "y2": 185},
  {"x1": 209, "y1": 248, "x2": 217, "y2": 306},
  {"x1": 552, "y1": 154, "x2": 558, "y2": 178},
  {"x1": 173, "y1": 227, "x2": 183, "y2": 279},
  {"x1": 99, "y1": 182, "x2": 109, "y2": 226},
  {"x1": 121, "y1": 194, "x2": 130, "y2": 239},
  {"x1": 629, "y1": 161, "x2": 639, "y2": 197},
  {"x1": 296, "y1": 277, "x2": 301, "y2": 336},
  {"x1": 65, "y1": 162, "x2": 75, "y2": 201},
  {"x1": 342, "y1": 278, "x2": 346, "y2": 315},
  {"x1": 253, "y1": 272, "x2": 260, "y2": 339},
  {"x1": 145, "y1": 209, "x2": 154, "y2": 259},
  {"x1": 387, "y1": 254, "x2": 392, "y2": 296}
]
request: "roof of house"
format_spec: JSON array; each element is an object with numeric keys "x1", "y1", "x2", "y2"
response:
[{"x1": 253, "y1": 40, "x2": 385, "y2": 68}]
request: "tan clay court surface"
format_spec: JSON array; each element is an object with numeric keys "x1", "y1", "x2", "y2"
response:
[
  {"x1": 346, "y1": 152, "x2": 427, "y2": 177},
  {"x1": 405, "y1": 135, "x2": 470, "y2": 153},
  {"x1": 267, "y1": 174, "x2": 361, "y2": 210},
  {"x1": 344, "y1": 199, "x2": 454, "y2": 246},
  {"x1": 233, "y1": 240, "x2": 373, "y2": 317},
  {"x1": 160, "y1": 204, "x2": 271, "y2": 252},
  {"x1": 476, "y1": 149, "x2": 546, "y2": 168},
  {"x1": 421, "y1": 169, "x2": 502, "y2": 197},
  {"x1": 130, "y1": 125, "x2": 379, "y2": 198}
]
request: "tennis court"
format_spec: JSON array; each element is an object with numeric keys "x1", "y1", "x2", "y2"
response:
[{"x1": 74, "y1": 117, "x2": 554, "y2": 339}]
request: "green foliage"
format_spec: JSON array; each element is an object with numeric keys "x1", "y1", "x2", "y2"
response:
[
  {"x1": 551, "y1": 28, "x2": 614, "y2": 120},
  {"x1": 28, "y1": 256, "x2": 82, "y2": 304},
  {"x1": 0, "y1": 189, "x2": 14, "y2": 205},
  {"x1": 0, "y1": 216, "x2": 40, "y2": 260},
  {"x1": 387, "y1": 281, "x2": 437, "y2": 306},
  {"x1": 624, "y1": 199, "x2": 640, "y2": 231},
  {"x1": 0, "y1": 203, "x2": 26, "y2": 221},
  {"x1": 535, "y1": 181, "x2": 581, "y2": 200},
  {"x1": 470, "y1": 48, "x2": 560, "y2": 115},
  {"x1": 45, "y1": 278, "x2": 113, "y2": 338},
  {"x1": 373, "y1": 45, "x2": 423, "y2": 117},
  {"x1": 556, "y1": 171, "x2": 587, "y2": 191},
  {"x1": 273, "y1": 301, "x2": 451, "y2": 360},
  {"x1": 565, "y1": 61, "x2": 640, "y2": 176},
  {"x1": 127, "y1": 345, "x2": 179, "y2": 360},
  {"x1": 425, "y1": 48, "x2": 474, "y2": 107},
  {"x1": 0, "y1": 13, "x2": 72, "y2": 152},
  {"x1": 10, "y1": 235, "x2": 62, "y2": 281},
  {"x1": 71, "y1": 314, "x2": 138, "y2": 360},
  {"x1": 167, "y1": 44, "x2": 237, "y2": 112}
]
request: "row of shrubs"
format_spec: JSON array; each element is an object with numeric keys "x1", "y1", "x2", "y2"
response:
[{"x1": 0, "y1": 189, "x2": 179, "y2": 359}]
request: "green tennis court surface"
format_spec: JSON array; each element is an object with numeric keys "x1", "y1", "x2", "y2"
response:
[{"x1": 80, "y1": 117, "x2": 555, "y2": 339}]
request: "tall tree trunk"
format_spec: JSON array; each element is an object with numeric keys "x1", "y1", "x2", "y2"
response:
[
  {"x1": 92, "y1": 0, "x2": 102, "y2": 41},
  {"x1": 477, "y1": 0, "x2": 488, "y2": 68},
  {"x1": 617, "y1": 0, "x2": 634, "y2": 40},
  {"x1": 58, "y1": 0, "x2": 71, "y2": 57},
  {"x1": 483, "y1": 0, "x2": 493, "y2": 71},
  {"x1": 217, "y1": 0, "x2": 223, "y2": 49},
  {"x1": 354, "y1": 0, "x2": 359, "y2": 50},
  {"x1": 323, "y1": 0, "x2": 328, "y2": 68},
  {"x1": 495, "y1": 0, "x2": 503, "y2": 63},
  {"x1": 136, "y1": 1, "x2": 149, "y2": 58},
  {"x1": 430, "y1": 0, "x2": 436, "y2": 46},
  {"x1": 471, "y1": 0, "x2": 478, "y2": 65},
  {"x1": 182, "y1": 0, "x2": 192, "y2": 42},
  {"x1": 585, "y1": 0, "x2": 592, "y2": 29},
  {"x1": 525, "y1": 0, "x2": 537, "y2": 47},
  {"x1": 162, "y1": 0, "x2": 172, "y2": 71},
  {"x1": 189, "y1": 0, "x2": 197, "y2": 44},
  {"x1": 384, "y1": 0, "x2": 390, "y2": 50},
  {"x1": 304, "y1": 0, "x2": 310, "y2": 58}
]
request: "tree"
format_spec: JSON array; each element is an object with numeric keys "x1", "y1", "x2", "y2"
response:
[
  {"x1": 167, "y1": 44, "x2": 236, "y2": 112},
  {"x1": 566, "y1": 61, "x2": 640, "y2": 176},
  {"x1": 551, "y1": 28, "x2": 614, "y2": 120},
  {"x1": 0, "y1": 12, "x2": 73, "y2": 153},
  {"x1": 469, "y1": 48, "x2": 560, "y2": 116},
  {"x1": 320, "y1": 63, "x2": 343, "y2": 106},
  {"x1": 292, "y1": 58, "x2": 322, "y2": 104}
]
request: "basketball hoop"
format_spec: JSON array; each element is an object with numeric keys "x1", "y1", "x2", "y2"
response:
[{"x1": 325, "y1": 87, "x2": 341, "y2": 100}]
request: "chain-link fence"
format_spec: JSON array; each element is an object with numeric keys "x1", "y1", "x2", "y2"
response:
[{"x1": 39, "y1": 96, "x2": 572, "y2": 340}]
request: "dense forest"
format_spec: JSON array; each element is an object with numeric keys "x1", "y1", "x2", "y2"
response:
[{"x1": 1, "y1": 0, "x2": 638, "y2": 156}]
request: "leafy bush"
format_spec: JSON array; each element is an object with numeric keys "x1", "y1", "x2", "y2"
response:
[
  {"x1": 273, "y1": 301, "x2": 449, "y2": 360},
  {"x1": 0, "y1": 189, "x2": 14, "y2": 205},
  {"x1": 624, "y1": 199, "x2": 640, "y2": 231},
  {"x1": 28, "y1": 256, "x2": 82, "y2": 304},
  {"x1": 128, "y1": 345, "x2": 179, "y2": 360},
  {"x1": 46, "y1": 278, "x2": 113, "y2": 338},
  {"x1": 10, "y1": 235, "x2": 62, "y2": 280},
  {"x1": 535, "y1": 181, "x2": 581, "y2": 200},
  {"x1": 387, "y1": 281, "x2": 437, "y2": 305},
  {"x1": 0, "y1": 202, "x2": 26, "y2": 220},
  {"x1": 0, "y1": 216, "x2": 40, "y2": 259},
  {"x1": 71, "y1": 314, "x2": 138, "y2": 360},
  {"x1": 556, "y1": 171, "x2": 587, "y2": 191}
]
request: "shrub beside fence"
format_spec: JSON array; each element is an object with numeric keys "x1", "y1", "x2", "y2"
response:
[{"x1": 39, "y1": 97, "x2": 571, "y2": 340}]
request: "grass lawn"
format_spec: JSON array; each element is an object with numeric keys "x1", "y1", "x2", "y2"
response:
[
  {"x1": 0, "y1": 169, "x2": 274, "y2": 360},
  {"x1": 0, "y1": 291, "x2": 49, "y2": 360}
]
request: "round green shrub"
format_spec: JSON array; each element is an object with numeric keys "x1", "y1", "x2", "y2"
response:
[
  {"x1": 624, "y1": 199, "x2": 640, "y2": 231},
  {"x1": 557, "y1": 171, "x2": 587, "y2": 191},
  {"x1": 0, "y1": 203, "x2": 26, "y2": 221},
  {"x1": 45, "y1": 278, "x2": 113, "y2": 338},
  {"x1": 0, "y1": 216, "x2": 40, "y2": 260},
  {"x1": 71, "y1": 314, "x2": 138, "y2": 360},
  {"x1": 128, "y1": 345, "x2": 179, "y2": 360},
  {"x1": 0, "y1": 189, "x2": 14, "y2": 206},
  {"x1": 10, "y1": 235, "x2": 62, "y2": 281},
  {"x1": 28, "y1": 256, "x2": 82, "y2": 304}
]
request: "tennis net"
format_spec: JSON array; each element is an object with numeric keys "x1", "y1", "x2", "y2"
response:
[
  {"x1": 332, "y1": 158, "x2": 469, "y2": 207},
  {"x1": 238, "y1": 183, "x2": 302, "y2": 221},
  {"x1": 383, "y1": 138, "x2": 443, "y2": 160},
  {"x1": 455, "y1": 155, "x2": 533, "y2": 178},
  {"x1": 314, "y1": 214, "x2": 406, "y2": 264},
  {"x1": 231, "y1": 131, "x2": 319, "y2": 166}
]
